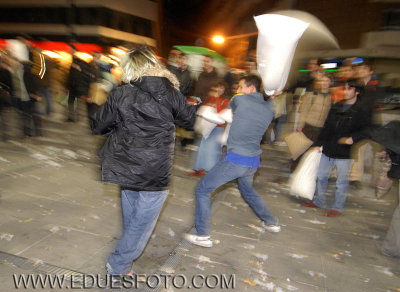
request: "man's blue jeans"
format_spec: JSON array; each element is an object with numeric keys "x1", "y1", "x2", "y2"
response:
[
  {"x1": 313, "y1": 153, "x2": 352, "y2": 213},
  {"x1": 106, "y1": 190, "x2": 168, "y2": 275},
  {"x1": 195, "y1": 160, "x2": 278, "y2": 236},
  {"x1": 195, "y1": 127, "x2": 224, "y2": 172}
]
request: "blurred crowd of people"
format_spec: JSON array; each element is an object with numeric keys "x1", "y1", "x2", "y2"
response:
[
  {"x1": 0, "y1": 38, "x2": 119, "y2": 140},
  {"x1": 0, "y1": 42, "x2": 399, "y2": 260}
]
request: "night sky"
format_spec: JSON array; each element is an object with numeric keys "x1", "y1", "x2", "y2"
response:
[
  {"x1": 160, "y1": 0, "x2": 400, "y2": 58},
  {"x1": 161, "y1": 0, "x2": 278, "y2": 56}
]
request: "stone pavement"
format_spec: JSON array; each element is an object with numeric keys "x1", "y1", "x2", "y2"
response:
[{"x1": 0, "y1": 102, "x2": 399, "y2": 291}]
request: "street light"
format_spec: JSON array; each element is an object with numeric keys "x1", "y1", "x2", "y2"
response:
[
  {"x1": 212, "y1": 35, "x2": 225, "y2": 44},
  {"x1": 212, "y1": 32, "x2": 259, "y2": 45}
]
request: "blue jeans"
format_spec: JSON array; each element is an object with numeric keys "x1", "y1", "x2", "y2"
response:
[
  {"x1": 106, "y1": 189, "x2": 168, "y2": 275},
  {"x1": 195, "y1": 160, "x2": 278, "y2": 236},
  {"x1": 194, "y1": 127, "x2": 224, "y2": 172},
  {"x1": 313, "y1": 153, "x2": 352, "y2": 213},
  {"x1": 40, "y1": 87, "x2": 52, "y2": 115}
]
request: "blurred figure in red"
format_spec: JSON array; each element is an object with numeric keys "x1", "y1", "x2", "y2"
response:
[{"x1": 188, "y1": 81, "x2": 230, "y2": 176}]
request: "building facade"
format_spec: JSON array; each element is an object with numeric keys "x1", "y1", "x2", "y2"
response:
[{"x1": 0, "y1": 0, "x2": 158, "y2": 48}]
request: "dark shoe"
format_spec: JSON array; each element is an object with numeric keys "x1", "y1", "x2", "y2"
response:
[
  {"x1": 325, "y1": 209, "x2": 342, "y2": 217},
  {"x1": 303, "y1": 202, "x2": 317, "y2": 208},
  {"x1": 65, "y1": 118, "x2": 75, "y2": 122},
  {"x1": 187, "y1": 169, "x2": 206, "y2": 177},
  {"x1": 349, "y1": 180, "x2": 363, "y2": 189}
]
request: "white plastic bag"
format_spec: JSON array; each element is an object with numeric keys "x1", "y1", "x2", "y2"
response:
[
  {"x1": 196, "y1": 105, "x2": 225, "y2": 124},
  {"x1": 194, "y1": 116, "x2": 217, "y2": 139},
  {"x1": 6, "y1": 39, "x2": 29, "y2": 62},
  {"x1": 254, "y1": 14, "x2": 309, "y2": 96},
  {"x1": 219, "y1": 123, "x2": 231, "y2": 145},
  {"x1": 289, "y1": 149, "x2": 322, "y2": 200},
  {"x1": 218, "y1": 108, "x2": 233, "y2": 123}
]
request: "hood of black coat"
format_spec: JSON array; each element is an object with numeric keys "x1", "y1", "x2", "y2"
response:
[
  {"x1": 131, "y1": 76, "x2": 174, "y2": 102},
  {"x1": 129, "y1": 67, "x2": 180, "y2": 102}
]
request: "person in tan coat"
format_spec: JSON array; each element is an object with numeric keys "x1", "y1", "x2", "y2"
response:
[
  {"x1": 297, "y1": 75, "x2": 332, "y2": 141},
  {"x1": 291, "y1": 75, "x2": 332, "y2": 171}
]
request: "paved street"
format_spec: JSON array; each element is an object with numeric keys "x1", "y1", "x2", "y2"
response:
[{"x1": 0, "y1": 102, "x2": 399, "y2": 291}]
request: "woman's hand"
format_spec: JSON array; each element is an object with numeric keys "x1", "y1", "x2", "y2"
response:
[
  {"x1": 309, "y1": 146, "x2": 322, "y2": 152},
  {"x1": 338, "y1": 137, "x2": 353, "y2": 145}
]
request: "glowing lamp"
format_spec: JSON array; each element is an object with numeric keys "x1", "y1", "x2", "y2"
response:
[{"x1": 212, "y1": 35, "x2": 225, "y2": 44}]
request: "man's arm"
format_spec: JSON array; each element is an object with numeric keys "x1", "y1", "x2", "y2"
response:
[
  {"x1": 338, "y1": 106, "x2": 373, "y2": 145},
  {"x1": 170, "y1": 88, "x2": 197, "y2": 129},
  {"x1": 90, "y1": 89, "x2": 119, "y2": 135}
]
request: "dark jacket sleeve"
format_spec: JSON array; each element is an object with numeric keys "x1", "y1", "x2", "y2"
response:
[
  {"x1": 0, "y1": 68, "x2": 13, "y2": 94},
  {"x1": 23, "y1": 64, "x2": 40, "y2": 96},
  {"x1": 180, "y1": 70, "x2": 194, "y2": 96},
  {"x1": 351, "y1": 105, "x2": 372, "y2": 143},
  {"x1": 169, "y1": 88, "x2": 197, "y2": 129},
  {"x1": 90, "y1": 88, "x2": 119, "y2": 135}
]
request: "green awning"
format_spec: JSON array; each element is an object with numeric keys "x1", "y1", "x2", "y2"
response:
[{"x1": 173, "y1": 45, "x2": 226, "y2": 63}]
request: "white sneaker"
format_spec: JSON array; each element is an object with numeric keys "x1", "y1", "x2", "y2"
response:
[
  {"x1": 184, "y1": 233, "x2": 213, "y2": 247},
  {"x1": 261, "y1": 221, "x2": 281, "y2": 233}
]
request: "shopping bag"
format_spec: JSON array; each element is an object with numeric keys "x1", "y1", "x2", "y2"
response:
[
  {"x1": 283, "y1": 131, "x2": 313, "y2": 160},
  {"x1": 289, "y1": 149, "x2": 322, "y2": 200}
]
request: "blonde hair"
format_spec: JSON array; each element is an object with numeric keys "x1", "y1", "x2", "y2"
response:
[{"x1": 120, "y1": 46, "x2": 163, "y2": 83}]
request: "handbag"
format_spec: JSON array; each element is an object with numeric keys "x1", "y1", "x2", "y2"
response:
[
  {"x1": 283, "y1": 131, "x2": 313, "y2": 160},
  {"x1": 289, "y1": 149, "x2": 322, "y2": 200}
]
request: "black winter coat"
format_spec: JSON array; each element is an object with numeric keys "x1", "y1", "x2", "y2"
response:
[
  {"x1": 367, "y1": 121, "x2": 400, "y2": 179},
  {"x1": 315, "y1": 100, "x2": 372, "y2": 159},
  {"x1": 166, "y1": 65, "x2": 194, "y2": 96},
  {"x1": 91, "y1": 75, "x2": 196, "y2": 191},
  {"x1": 67, "y1": 57, "x2": 94, "y2": 97},
  {"x1": 193, "y1": 69, "x2": 218, "y2": 101}
]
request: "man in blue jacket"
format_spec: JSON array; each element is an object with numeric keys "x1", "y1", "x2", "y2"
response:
[{"x1": 185, "y1": 74, "x2": 281, "y2": 248}]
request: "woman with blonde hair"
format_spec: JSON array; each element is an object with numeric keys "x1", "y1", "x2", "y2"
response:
[{"x1": 91, "y1": 46, "x2": 196, "y2": 277}]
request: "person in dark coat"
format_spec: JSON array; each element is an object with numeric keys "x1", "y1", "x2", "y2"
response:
[
  {"x1": 367, "y1": 122, "x2": 400, "y2": 258},
  {"x1": 193, "y1": 55, "x2": 218, "y2": 101},
  {"x1": 90, "y1": 46, "x2": 197, "y2": 276},
  {"x1": 305, "y1": 79, "x2": 372, "y2": 216},
  {"x1": 342, "y1": 121, "x2": 400, "y2": 257},
  {"x1": 166, "y1": 50, "x2": 193, "y2": 97},
  {"x1": 66, "y1": 45, "x2": 94, "y2": 122},
  {"x1": 0, "y1": 52, "x2": 14, "y2": 140},
  {"x1": 6, "y1": 52, "x2": 42, "y2": 137}
]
